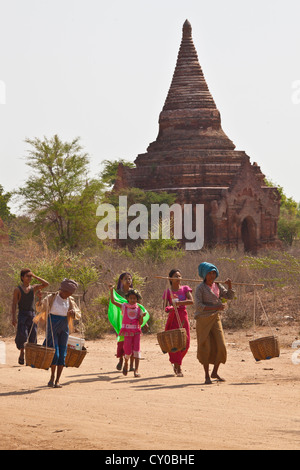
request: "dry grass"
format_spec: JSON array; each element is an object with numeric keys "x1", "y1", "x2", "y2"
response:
[{"x1": 1, "y1": 240, "x2": 300, "y2": 339}]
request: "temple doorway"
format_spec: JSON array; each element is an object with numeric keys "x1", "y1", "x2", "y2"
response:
[{"x1": 241, "y1": 216, "x2": 257, "y2": 253}]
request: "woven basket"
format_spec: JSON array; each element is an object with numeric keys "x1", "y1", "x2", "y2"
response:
[
  {"x1": 157, "y1": 328, "x2": 187, "y2": 354},
  {"x1": 25, "y1": 342, "x2": 55, "y2": 370},
  {"x1": 249, "y1": 335, "x2": 280, "y2": 362},
  {"x1": 65, "y1": 346, "x2": 87, "y2": 368}
]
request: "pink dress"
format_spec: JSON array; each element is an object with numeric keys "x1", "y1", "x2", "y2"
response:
[
  {"x1": 119, "y1": 303, "x2": 142, "y2": 359},
  {"x1": 163, "y1": 285, "x2": 192, "y2": 366}
]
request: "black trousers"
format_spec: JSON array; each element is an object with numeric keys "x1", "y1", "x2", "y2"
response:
[{"x1": 15, "y1": 310, "x2": 37, "y2": 350}]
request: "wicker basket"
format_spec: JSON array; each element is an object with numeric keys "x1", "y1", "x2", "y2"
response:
[
  {"x1": 157, "y1": 328, "x2": 187, "y2": 354},
  {"x1": 249, "y1": 335, "x2": 280, "y2": 362},
  {"x1": 25, "y1": 342, "x2": 55, "y2": 370},
  {"x1": 65, "y1": 346, "x2": 87, "y2": 368}
]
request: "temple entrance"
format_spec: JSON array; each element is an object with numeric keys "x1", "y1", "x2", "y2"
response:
[{"x1": 241, "y1": 216, "x2": 257, "y2": 253}]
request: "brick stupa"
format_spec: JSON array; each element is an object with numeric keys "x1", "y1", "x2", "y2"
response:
[{"x1": 115, "y1": 20, "x2": 280, "y2": 251}]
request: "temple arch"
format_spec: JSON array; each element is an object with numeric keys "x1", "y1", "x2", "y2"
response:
[{"x1": 241, "y1": 216, "x2": 257, "y2": 253}]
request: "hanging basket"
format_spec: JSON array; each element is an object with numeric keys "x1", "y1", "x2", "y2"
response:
[
  {"x1": 25, "y1": 342, "x2": 55, "y2": 370},
  {"x1": 65, "y1": 346, "x2": 87, "y2": 368},
  {"x1": 157, "y1": 328, "x2": 187, "y2": 354},
  {"x1": 249, "y1": 290, "x2": 280, "y2": 362},
  {"x1": 249, "y1": 335, "x2": 280, "y2": 362}
]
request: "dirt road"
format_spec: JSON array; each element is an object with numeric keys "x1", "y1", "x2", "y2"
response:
[{"x1": 0, "y1": 327, "x2": 299, "y2": 450}]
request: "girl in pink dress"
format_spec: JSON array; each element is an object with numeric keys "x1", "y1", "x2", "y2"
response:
[
  {"x1": 162, "y1": 269, "x2": 194, "y2": 377},
  {"x1": 110, "y1": 286, "x2": 145, "y2": 377},
  {"x1": 115, "y1": 272, "x2": 134, "y2": 371}
]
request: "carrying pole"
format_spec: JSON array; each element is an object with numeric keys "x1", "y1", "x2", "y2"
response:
[{"x1": 154, "y1": 276, "x2": 264, "y2": 287}]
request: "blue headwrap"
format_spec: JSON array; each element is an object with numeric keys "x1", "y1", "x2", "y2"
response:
[{"x1": 198, "y1": 262, "x2": 219, "y2": 280}]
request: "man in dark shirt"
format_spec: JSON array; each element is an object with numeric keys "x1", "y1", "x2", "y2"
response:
[{"x1": 11, "y1": 268, "x2": 49, "y2": 365}]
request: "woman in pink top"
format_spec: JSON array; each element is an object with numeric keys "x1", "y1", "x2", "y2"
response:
[
  {"x1": 162, "y1": 269, "x2": 193, "y2": 377},
  {"x1": 110, "y1": 286, "x2": 145, "y2": 377}
]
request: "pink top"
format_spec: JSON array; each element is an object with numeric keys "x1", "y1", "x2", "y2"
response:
[
  {"x1": 163, "y1": 285, "x2": 192, "y2": 333},
  {"x1": 208, "y1": 282, "x2": 220, "y2": 298},
  {"x1": 119, "y1": 303, "x2": 142, "y2": 336},
  {"x1": 163, "y1": 285, "x2": 192, "y2": 306}
]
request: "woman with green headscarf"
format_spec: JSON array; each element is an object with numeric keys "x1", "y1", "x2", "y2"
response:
[{"x1": 195, "y1": 262, "x2": 235, "y2": 385}]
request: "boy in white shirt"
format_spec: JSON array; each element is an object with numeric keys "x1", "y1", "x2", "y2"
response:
[{"x1": 35, "y1": 279, "x2": 81, "y2": 388}]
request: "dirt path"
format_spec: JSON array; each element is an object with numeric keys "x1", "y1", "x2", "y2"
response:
[{"x1": 0, "y1": 327, "x2": 299, "y2": 450}]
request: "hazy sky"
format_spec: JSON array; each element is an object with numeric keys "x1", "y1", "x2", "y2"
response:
[{"x1": 1, "y1": 0, "x2": 300, "y2": 210}]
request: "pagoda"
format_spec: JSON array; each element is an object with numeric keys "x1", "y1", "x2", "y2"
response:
[{"x1": 115, "y1": 20, "x2": 280, "y2": 252}]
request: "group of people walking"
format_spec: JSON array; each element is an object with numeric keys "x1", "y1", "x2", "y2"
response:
[
  {"x1": 109, "y1": 262, "x2": 234, "y2": 384},
  {"x1": 11, "y1": 262, "x2": 235, "y2": 386}
]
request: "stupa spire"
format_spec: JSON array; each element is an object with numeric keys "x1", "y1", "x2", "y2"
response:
[
  {"x1": 162, "y1": 19, "x2": 216, "y2": 112},
  {"x1": 182, "y1": 19, "x2": 192, "y2": 38},
  {"x1": 148, "y1": 19, "x2": 235, "y2": 151}
]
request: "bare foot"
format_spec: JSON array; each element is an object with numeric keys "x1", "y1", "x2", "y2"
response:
[
  {"x1": 18, "y1": 350, "x2": 25, "y2": 365},
  {"x1": 211, "y1": 373, "x2": 226, "y2": 382},
  {"x1": 173, "y1": 364, "x2": 182, "y2": 376}
]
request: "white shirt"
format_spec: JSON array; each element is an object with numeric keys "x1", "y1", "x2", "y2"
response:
[{"x1": 50, "y1": 294, "x2": 70, "y2": 317}]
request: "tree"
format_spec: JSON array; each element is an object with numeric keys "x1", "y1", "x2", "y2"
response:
[
  {"x1": 102, "y1": 187, "x2": 178, "y2": 249},
  {"x1": 0, "y1": 185, "x2": 14, "y2": 221},
  {"x1": 18, "y1": 135, "x2": 104, "y2": 249},
  {"x1": 134, "y1": 233, "x2": 183, "y2": 263},
  {"x1": 265, "y1": 178, "x2": 300, "y2": 245},
  {"x1": 100, "y1": 159, "x2": 135, "y2": 187}
]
